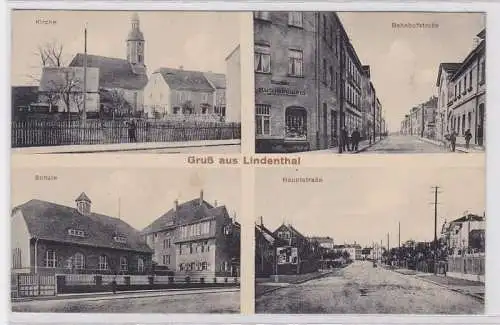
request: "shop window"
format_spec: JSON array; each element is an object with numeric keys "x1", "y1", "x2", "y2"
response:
[
  {"x1": 256, "y1": 104, "x2": 271, "y2": 136},
  {"x1": 288, "y1": 49, "x2": 303, "y2": 77},
  {"x1": 285, "y1": 107, "x2": 307, "y2": 140},
  {"x1": 255, "y1": 45, "x2": 271, "y2": 73}
]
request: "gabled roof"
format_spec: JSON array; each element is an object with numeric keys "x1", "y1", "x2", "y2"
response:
[
  {"x1": 13, "y1": 199, "x2": 152, "y2": 253},
  {"x1": 69, "y1": 53, "x2": 148, "y2": 90},
  {"x1": 155, "y1": 68, "x2": 215, "y2": 92},
  {"x1": 75, "y1": 192, "x2": 91, "y2": 203},
  {"x1": 436, "y1": 63, "x2": 461, "y2": 87},
  {"x1": 203, "y1": 72, "x2": 226, "y2": 89},
  {"x1": 256, "y1": 223, "x2": 276, "y2": 245},
  {"x1": 451, "y1": 214, "x2": 485, "y2": 223},
  {"x1": 39, "y1": 67, "x2": 99, "y2": 93},
  {"x1": 141, "y1": 198, "x2": 228, "y2": 234}
]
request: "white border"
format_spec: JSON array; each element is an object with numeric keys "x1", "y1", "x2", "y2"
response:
[{"x1": 3, "y1": 1, "x2": 500, "y2": 324}]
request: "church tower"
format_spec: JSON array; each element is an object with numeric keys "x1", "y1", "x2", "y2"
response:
[{"x1": 127, "y1": 12, "x2": 146, "y2": 74}]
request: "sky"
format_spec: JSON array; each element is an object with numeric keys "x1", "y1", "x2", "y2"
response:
[
  {"x1": 255, "y1": 164, "x2": 485, "y2": 248},
  {"x1": 337, "y1": 12, "x2": 486, "y2": 132},
  {"x1": 11, "y1": 167, "x2": 241, "y2": 231},
  {"x1": 11, "y1": 10, "x2": 241, "y2": 86}
]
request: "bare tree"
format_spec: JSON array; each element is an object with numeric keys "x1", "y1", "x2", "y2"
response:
[
  {"x1": 108, "y1": 89, "x2": 129, "y2": 116},
  {"x1": 36, "y1": 40, "x2": 65, "y2": 68}
]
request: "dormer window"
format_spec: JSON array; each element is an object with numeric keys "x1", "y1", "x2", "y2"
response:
[
  {"x1": 68, "y1": 229, "x2": 85, "y2": 237},
  {"x1": 114, "y1": 235, "x2": 127, "y2": 243}
]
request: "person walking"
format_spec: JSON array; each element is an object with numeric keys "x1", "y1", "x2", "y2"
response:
[
  {"x1": 449, "y1": 130, "x2": 457, "y2": 152},
  {"x1": 128, "y1": 119, "x2": 137, "y2": 143},
  {"x1": 341, "y1": 127, "x2": 348, "y2": 153},
  {"x1": 351, "y1": 128, "x2": 361, "y2": 152},
  {"x1": 111, "y1": 273, "x2": 117, "y2": 294},
  {"x1": 464, "y1": 129, "x2": 472, "y2": 149}
]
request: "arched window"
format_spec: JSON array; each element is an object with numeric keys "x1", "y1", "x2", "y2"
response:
[
  {"x1": 120, "y1": 256, "x2": 128, "y2": 272},
  {"x1": 74, "y1": 253, "x2": 85, "y2": 270},
  {"x1": 137, "y1": 258, "x2": 144, "y2": 273},
  {"x1": 45, "y1": 250, "x2": 56, "y2": 268},
  {"x1": 98, "y1": 255, "x2": 109, "y2": 271},
  {"x1": 285, "y1": 107, "x2": 307, "y2": 140}
]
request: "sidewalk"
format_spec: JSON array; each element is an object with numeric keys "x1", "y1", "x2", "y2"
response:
[
  {"x1": 302, "y1": 139, "x2": 380, "y2": 154},
  {"x1": 11, "y1": 139, "x2": 241, "y2": 154},
  {"x1": 392, "y1": 268, "x2": 484, "y2": 301},
  {"x1": 419, "y1": 136, "x2": 484, "y2": 153}
]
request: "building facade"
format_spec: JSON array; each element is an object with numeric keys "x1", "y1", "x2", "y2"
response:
[
  {"x1": 255, "y1": 221, "x2": 279, "y2": 277},
  {"x1": 254, "y1": 11, "x2": 382, "y2": 153},
  {"x1": 11, "y1": 193, "x2": 153, "y2": 275},
  {"x1": 142, "y1": 191, "x2": 240, "y2": 278},
  {"x1": 436, "y1": 63, "x2": 461, "y2": 141},
  {"x1": 441, "y1": 213, "x2": 485, "y2": 256},
  {"x1": 447, "y1": 29, "x2": 486, "y2": 146}
]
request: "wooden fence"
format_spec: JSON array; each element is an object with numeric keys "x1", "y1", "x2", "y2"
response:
[
  {"x1": 447, "y1": 255, "x2": 485, "y2": 275},
  {"x1": 11, "y1": 119, "x2": 241, "y2": 148}
]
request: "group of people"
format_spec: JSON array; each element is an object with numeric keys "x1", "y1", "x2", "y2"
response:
[
  {"x1": 339, "y1": 127, "x2": 362, "y2": 153},
  {"x1": 447, "y1": 128, "x2": 475, "y2": 152}
]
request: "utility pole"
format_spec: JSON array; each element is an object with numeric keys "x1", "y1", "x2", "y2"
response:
[
  {"x1": 421, "y1": 105, "x2": 425, "y2": 138},
  {"x1": 431, "y1": 186, "x2": 441, "y2": 275},
  {"x1": 398, "y1": 221, "x2": 401, "y2": 250}
]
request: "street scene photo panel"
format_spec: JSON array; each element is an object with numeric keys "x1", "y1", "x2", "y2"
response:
[
  {"x1": 11, "y1": 11, "x2": 242, "y2": 154},
  {"x1": 10, "y1": 166, "x2": 241, "y2": 313},
  {"x1": 253, "y1": 11, "x2": 486, "y2": 154},
  {"x1": 255, "y1": 163, "x2": 485, "y2": 314}
]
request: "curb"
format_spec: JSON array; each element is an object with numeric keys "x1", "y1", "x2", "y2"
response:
[{"x1": 355, "y1": 139, "x2": 383, "y2": 153}]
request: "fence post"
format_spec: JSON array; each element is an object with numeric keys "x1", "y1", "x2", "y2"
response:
[
  {"x1": 38, "y1": 274, "x2": 41, "y2": 296},
  {"x1": 16, "y1": 274, "x2": 20, "y2": 297}
]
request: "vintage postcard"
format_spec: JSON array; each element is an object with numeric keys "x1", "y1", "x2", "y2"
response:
[
  {"x1": 253, "y1": 12, "x2": 486, "y2": 154},
  {"x1": 254, "y1": 162, "x2": 485, "y2": 314},
  {"x1": 10, "y1": 166, "x2": 241, "y2": 313},
  {"x1": 11, "y1": 11, "x2": 242, "y2": 154}
]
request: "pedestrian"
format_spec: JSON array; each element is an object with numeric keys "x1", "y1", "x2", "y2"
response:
[
  {"x1": 464, "y1": 129, "x2": 472, "y2": 149},
  {"x1": 351, "y1": 128, "x2": 361, "y2": 151},
  {"x1": 449, "y1": 130, "x2": 457, "y2": 152},
  {"x1": 128, "y1": 119, "x2": 137, "y2": 143},
  {"x1": 340, "y1": 127, "x2": 348, "y2": 152},
  {"x1": 111, "y1": 274, "x2": 117, "y2": 294}
]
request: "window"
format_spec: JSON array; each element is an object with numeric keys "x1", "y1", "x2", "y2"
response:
[
  {"x1": 463, "y1": 76, "x2": 467, "y2": 94},
  {"x1": 285, "y1": 107, "x2": 307, "y2": 139},
  {"x1": 98, "y1": 255, "x2": 109, "y2": 271},
  {"x1": 288, "y1": 12, "x2": 303, "y2": 27},
  {"x1": 179, "y1": 245, "x2": 183, "y2": 255},
  {"x1": 163, "y1": 238, "x2": 171, "y2": 249},
  {"x1": 323, "y1": 59, "x2": 327, "y2": 83},
  {"x1": 68, "y1": 229, "x2": 85, "y2": 237},
  {"x1": 72, "y1": 253, "x2": 85, "y2": 270},
  {"x1": 138, "y1": 258, "x2": 144, "y2": 273},
  {"x1": 256, "y1": 104, "x2": 271, "y2": 136},
  {"x1": 480, "y1": 60, "x2": 485, "y2": 83},
  {"x1": 469, "y1": 70, "x2": 473, "y2": 89},
  {"x1": 45, "y1": 250, "x2": 56, "y2": 268},
  {"x1": 254, "y1": 11, "x2": 271, "y2": 21},
  {"x1": 114, "y1": 235, "x2": 127, "y2": 243},
  {"x1": 12, "y1": 248, "x2": 22, "y2": 269},
  {"x1": 201, "y1": 221, "x2": 210, "y2": 235},
  {"x1": 162, "y1": 255, "x2": 170, "y2": 265},
  {"x1": 189, "y1": 243, "x2": 193, "y2": 254},
  {"x1": 202, "y1": 262, "x2": 208, "y2": 271},
  {"x1": 329, "y1": 66, "x2": 334, "y2": 90},
  {"x1": 288, "y1": 49, "x2": 303, "y2": 77},
  {"x1": 255, "y1": 45, "x2": 271, "y2": 73},
  {"x1": 120, "y1": 256, "x2": 128, "y2": 272}
]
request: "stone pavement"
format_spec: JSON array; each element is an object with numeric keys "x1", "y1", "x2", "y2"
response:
[
  {"x1": 302, "y1": 139, "x2": 380, "y2": 154},
  {"x1": 11, "y1": 139, "x2": 241, "y2": 154}
]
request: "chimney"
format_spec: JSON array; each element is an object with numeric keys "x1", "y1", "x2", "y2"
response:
[
  {"x1": 174, "y1": 199, "x2": 179, "y2": 211},
  {"x1": 260, "y1": 216, "x2": 264, "y2": 226},
  {"x1": 199, "y1": 190, "x2": 204, "y2": 205},
  {"x1": 214, "y1": 200, "x2": 218, "y2": 207}
]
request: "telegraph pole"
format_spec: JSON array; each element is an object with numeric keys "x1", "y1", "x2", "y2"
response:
[
  {"x1": 398, "y1": 221, "x2": 401, "y2": 250},
  {"x1": 82, "y1": 23, "x2": 88, "y2": 122},
  {"x1": 431, "y1": 186, "x2": 440, "y2": 275}
]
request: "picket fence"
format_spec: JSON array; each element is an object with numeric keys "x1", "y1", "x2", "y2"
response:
[
  {"x1": 447, "y1": 255, "x2": 485, "y2": 275},
  {"x1": 11, "y1": 273, "x2": 56, "y2": 298},
  {"x1": 11, "y1": 119, "x2": 241, "y2": 148}
]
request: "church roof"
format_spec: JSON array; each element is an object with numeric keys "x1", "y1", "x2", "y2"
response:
[
  {"x1": 141, "y1": 197, "x2": 228, "y2": 235},
  {"x1": 155, "y1": 67, "x2": 215, "y2": 92},
  {"x1": 69, "y1": 54, "x2": 148, "y2": 90},
  {"x1": 203, "y1": 72, "x2": 226, "y2": 89},
  {"x1": 12, "y1": 199, "x2": 152, "y2": 253},
  {"x1": 75, "y1": 192, "x2": 91, "y2": 203}
]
